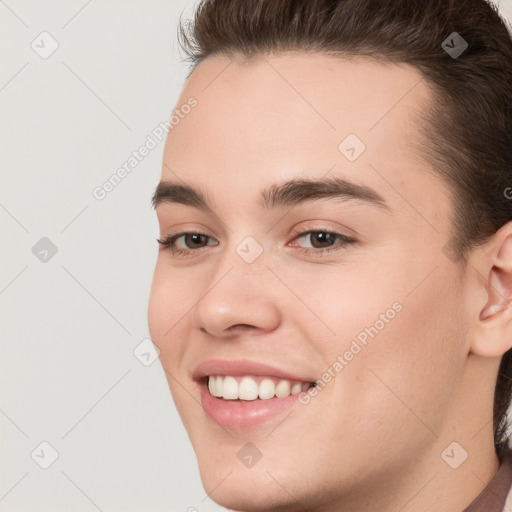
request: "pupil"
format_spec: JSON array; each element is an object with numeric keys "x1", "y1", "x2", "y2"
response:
[
  {"x1": 187, "y1": 234, "x2": 205, "y2": 247},
  {"x1": 313, "y1": 232, "x2": 333, "y2": 248}
]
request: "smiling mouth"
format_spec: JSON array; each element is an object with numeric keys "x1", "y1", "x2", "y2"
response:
[{"x1": 206, "y1": 375, "x2": 317, "y2": 401}]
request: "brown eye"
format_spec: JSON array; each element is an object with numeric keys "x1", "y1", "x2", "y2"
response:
[
  {"x1": 182, "y1": 233, "x2": 209, "y2": 248},
  {"x1": 156, "y1": 232, "x2": 218, "y2": 255},
  {"x1": 308, "y1": 232, "x2": 339, "y2": 248},
  {"x1": 289, "y1": 228, "x2": 357, "y2": 257}
]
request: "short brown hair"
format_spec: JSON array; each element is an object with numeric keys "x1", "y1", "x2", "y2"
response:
[{"x1": 177, "y1": 0, "x2": 512, "y2": 457}]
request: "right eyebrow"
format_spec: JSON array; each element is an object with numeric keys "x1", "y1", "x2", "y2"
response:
[{"x1": 151, "y1": 182, "x2": 214, "y2": 213}]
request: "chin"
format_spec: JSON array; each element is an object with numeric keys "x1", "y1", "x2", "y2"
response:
[
  {"x1": 199, "y1": 479, "x2": 293, "y2": 512},
  {"x1": 196, "y1": 456, "x2": 315, "y2": 512}
]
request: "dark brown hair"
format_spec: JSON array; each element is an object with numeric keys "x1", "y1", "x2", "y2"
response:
[{"x1": 177, "y1": 0, "x2": 512, "y2": 457}]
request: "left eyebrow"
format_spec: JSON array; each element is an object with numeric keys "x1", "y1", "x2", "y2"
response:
[
  {"x1": 259, "y1": 176, "x2": 390, "y2": 211},
  {"x1": 151, "y1": 176, "x2": 390, "y2": 212}
]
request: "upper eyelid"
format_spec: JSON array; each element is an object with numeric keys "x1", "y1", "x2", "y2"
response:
[
  {"x1": 164, "y1": 227, "x2": 350, "y2": 239},
  {"x1": 289, "y1": 225, "x2": 355, "y2": 238}
]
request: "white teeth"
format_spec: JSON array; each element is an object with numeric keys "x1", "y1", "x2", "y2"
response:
[
  {"x1": 258, "y1": 378, "x2": 275, "y2": 400},
  {"x1": 275, "y1": 379, "x2": 291, "y2": 398},
  {"x1": 291, "y1": 382, "x2": 302, "y2": 395},
  {"x1": 223, "y1": 376, "x2": 238, "y2": 399},
  {"x1": 207, "y1": 375, "x2": 312, "y2": 400},
  {"x1": 208, "y1": 376, "x2": 216, "y2": 395},
  {"x1": 239, "y1": 377, "x2": 259, "y2": 400},
  {"x1": 214, "y1": 376, "x2": 223, "y2": 397}
]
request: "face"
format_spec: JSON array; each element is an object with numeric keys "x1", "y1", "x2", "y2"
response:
[{"x1": 148, "y1": 53, "x2": 473, "y2": 511}]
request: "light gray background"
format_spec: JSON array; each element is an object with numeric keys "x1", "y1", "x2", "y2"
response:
[{"x1": 1, "y1": 1, "x2": 512, "y2": 511}]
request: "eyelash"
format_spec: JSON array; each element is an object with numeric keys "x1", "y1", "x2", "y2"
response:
[{"x1": 156, "y1": 228, "x2": 357, "y2": 258}]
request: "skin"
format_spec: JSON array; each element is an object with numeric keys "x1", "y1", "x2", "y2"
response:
[{"x1": 147, "y1": 52, "x2": 512, "y2": 512}]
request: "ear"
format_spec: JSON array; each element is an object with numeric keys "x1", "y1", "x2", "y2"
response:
[{"x1": 471, "y1": 222, "x2": 512, "y2": 357}]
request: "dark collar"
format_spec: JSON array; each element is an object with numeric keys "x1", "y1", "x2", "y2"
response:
[{"x1": 463, "y1": 444, "x2": 512, "y2": 512}]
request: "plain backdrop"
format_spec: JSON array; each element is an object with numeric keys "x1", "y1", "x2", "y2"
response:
[{"x1": 1, "y1": 1, "x2": 512, "y2": 511}]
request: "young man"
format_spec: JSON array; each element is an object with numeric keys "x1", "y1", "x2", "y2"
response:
[{"x1": 148, "y1": 0, "x2": 512, "y2": 510}]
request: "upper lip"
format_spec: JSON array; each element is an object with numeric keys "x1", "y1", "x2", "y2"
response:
[{"x1": 193, "y1": 359, "x2": 316, "y2": 383}]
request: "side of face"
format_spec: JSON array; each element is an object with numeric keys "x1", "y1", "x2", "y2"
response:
[{"x1": 147, "y1": 53, "x2": 487, "y2": 511}]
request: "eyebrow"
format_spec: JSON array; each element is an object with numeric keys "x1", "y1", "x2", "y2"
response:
[{"x1": 151, "y1": 176, "x2": 390, "y2": 212}]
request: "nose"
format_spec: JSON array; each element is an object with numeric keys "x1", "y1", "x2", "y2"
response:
[{"x1": 190, "y1": 258, "x2": 282, "y2": 338}]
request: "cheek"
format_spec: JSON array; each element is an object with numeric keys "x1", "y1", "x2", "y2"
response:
[
  {"x1": 334, "y1": 266, "x2": 466, "y2": 442},
  {"x1": 147, "y1": 265, "x2": 171, "y2": 341},
  {"x1": 148, "y1": 265, "x2": 200, "y2": 423},
  {"x1": 147, "y1": 261, "x2": 192, "y2": 359},
  {"x1": 283, "y1": 258, "x2": 405, "y2": 346},
  {"x1": 289, "y1": 257, "x2": 466, "y2": 441}
]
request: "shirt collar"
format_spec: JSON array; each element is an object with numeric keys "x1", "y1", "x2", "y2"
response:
[{"x1": 463, "y1": 443, "x2": 512, "y2": 512}]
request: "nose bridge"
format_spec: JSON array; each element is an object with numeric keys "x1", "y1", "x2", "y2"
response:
[
  {"x1": 211, "y1": 228, "x2": 273, "y2": 286},
  {"x1": 190, "y1": 234, "x2": 281, "y2": 336}
]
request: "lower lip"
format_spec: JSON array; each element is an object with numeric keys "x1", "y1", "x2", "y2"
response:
[{"x1": 199, "y1": 380, "x2": 306, "y2": 429}]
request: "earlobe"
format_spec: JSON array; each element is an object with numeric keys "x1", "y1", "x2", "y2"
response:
[{"x1": 472, "y1": 229, "x2": 512, "y2": 357}]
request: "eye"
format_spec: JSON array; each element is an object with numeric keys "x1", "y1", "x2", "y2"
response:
[
  {"x1": 156, "y1": 228, "x2": 357, "y2": 258},
  {"x1": 289, "y1": 229, "x2": 357, "y2": 256},
  {"x1": 156, "y1": 232, "x2": 217, "y2": 256}
]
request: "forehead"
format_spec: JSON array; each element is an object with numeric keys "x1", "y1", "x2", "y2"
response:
[
  {"x1": 161, "y1": 53, "x2": 449, "y2": 224},
  {"x1": 171, "y1": 53, "x2": 428, "y2": 143}
]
